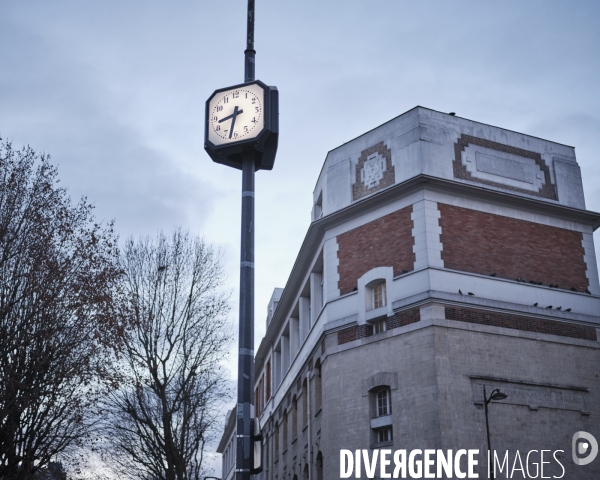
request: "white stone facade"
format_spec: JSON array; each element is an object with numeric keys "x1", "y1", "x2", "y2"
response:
[{"x1": 218, "y1": 107, "x2": 600, "y2": 480}]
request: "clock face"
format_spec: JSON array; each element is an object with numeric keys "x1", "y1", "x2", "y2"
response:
[{"x1": 207, "y1": 82, "x2": 265, "y2": 146}]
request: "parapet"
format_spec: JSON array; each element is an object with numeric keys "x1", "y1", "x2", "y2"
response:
[{"x1": 312, "y1": 107, "x2": 585, "y2": 220}]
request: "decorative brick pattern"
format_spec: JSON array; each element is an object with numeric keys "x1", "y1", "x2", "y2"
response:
[
  {"x1": 356, "y1": 324, "x2": 373, "y2": 339},
  {"x1": 453, "y1": 134, "x2": 557, "y2": 200},
  {"x1": 337, "y1": 207, "x2": 414, "y2": 295},
  {"x1": 336, "y1": 325, "x2": 374, "y2": 345},
  {"x1": 352, "y1": 142, "x2": 395, "y2": 201},
  {"x1": 438, "y1": 204, "x2": 589, "y2": 291},
  {"x1": 337, "y1": 326, "x2": 357, "y2": 345},
  {"x1": 337, "y1": 309, "x2": 421, "y2": 345},
  {"x1": 387, "y1": 308, "x2": 421, "y2": 330},
  {"x1": 445, "y1": 306, "x2": 597, "y2": 341}
]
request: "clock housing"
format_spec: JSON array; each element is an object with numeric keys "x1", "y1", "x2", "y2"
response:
[{"x1": 204, "y1": 80, "x2": 278, "y2": 171}]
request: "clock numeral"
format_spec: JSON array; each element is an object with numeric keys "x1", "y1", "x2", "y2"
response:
[
  {"x1": 255, "y1": 106, "x2": 259, "y2": 113},
  {"x1": 244, "y1": 126, "x2": 249, "y2": 133},
  {"x1": 232, "y1": 91, "x2": 239, "y2": 99},
  {"x1": 216, "y1": 125, "x2": 220, "y2": 131},
  {"x1": 245, "y1": 92, "x2": 248, "y2": 99},
  {"x1": 213, "y1": 116, "x2": 218, "y2": 122},
  {"x1": 251, "y1": 117, "x2": 257, "y2": 124},
  {"x1": 234, "y1": 132, "x2": 239, "y2": 139},
  {"x1": 224, "y1": 129, "x2": 228, "y2": 136},
  {"x1": 252, "y1": 98, "x2": 256, "y2": 104},
  {"x1": 223, "y1": 96, "x2": 229, "y2": 104},
  {"x1": 216, "y1": 105, "x2": 223, "y2": 112}
]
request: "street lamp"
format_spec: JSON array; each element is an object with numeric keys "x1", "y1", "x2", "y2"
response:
[{"x1": 483, "y1": 385, "x2": 508, "y2": 480}]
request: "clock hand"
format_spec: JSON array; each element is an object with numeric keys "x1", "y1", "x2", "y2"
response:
[
  {"x1": 229, "y1": 106, "x2": 240, "y2": 139},
  {"x1": 218, "y1": 108, "x2": 244, "y2": 123}
]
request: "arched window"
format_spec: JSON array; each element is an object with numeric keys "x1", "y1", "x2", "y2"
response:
[
  {"x1": 291, "y1": 397, "x2": 298, "y2": 439},
  {"x1": 370, "y1": 384, "x2": 394, "y2": 447},
  {"x1": 314, "y1": 360, "x2": 322, "y2": 412},
  {"x1": 282, "y1": 411, "x2": 288, "y2": 449},
  {"x1": 364, "y1": 278, "x2": 388, "y2": 313},
  {"x1": 316, "y1": 451, "x2": 324, "y2": 480},
  {"x1": 302, "y1": 378, "x2": 308, "y2": 427}
]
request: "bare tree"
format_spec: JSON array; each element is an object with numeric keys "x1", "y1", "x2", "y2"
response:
[
  {"x1": 0, "y1": 140, "x2": 122, "y2": 479},
  {"x1": 104, "y1": 230, "x2": 231, "y2": 480}
]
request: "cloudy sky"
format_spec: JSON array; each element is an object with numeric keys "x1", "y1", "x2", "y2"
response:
[{"x1": 2, "y1": 0, "x2": 600, "y2": 474}]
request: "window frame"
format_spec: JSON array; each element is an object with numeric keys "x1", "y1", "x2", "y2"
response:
[
  {"x1": 376, "y1": 387, "x2": 392, "y2": 417},
  {"x1": 377, "y1": 427, "x2": 393, "y2": 443},
  {"x1": 373, "y1": 281, "x2": 387, "y2": 310},
  {"x1": 373, "y1": 319, "x2": 386, "y2": 334}
]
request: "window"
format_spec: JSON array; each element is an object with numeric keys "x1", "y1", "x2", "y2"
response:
[
  {"x1": 314, "y1": 361, "x2": 322, "y2": 412},
  {"x1": 373, "y1": 282, "x2": 386, "y2": 309},
  {"x1": 302, "y1": 379, "x2": 308, "y2": 426},
  {"x1": 265, "y1": 361, "x2": 271, "y2": 401},
  {"x1": 291, "y1": 398, "x2": 298, "y2": 439},
  {"x1": 282, "y1": 412, "x2": 288, "y2": 448},
  {"x1": 259, "y1": 377, "x2": 264, "y2": 412},
  {"x1": 316, "y1": 451, "x2": 324, "y2": 480},
  {"x1": 314, "y1": 191, "x2": 323, "y2": 220},
  {"x1": 255, "y1": 386, "x2": 259, "y2": 417},
  {"x1": 320, "y1": 277, "x2": 325, "y2": 309},
  {"x1": 373, "y1": 319, "x2": 386, "y2": 334},
  {"x1": 377, "y1": 388, "x2": 391, "y2": 417},
  {"x1": 369, "y1": 381, "x2": 394, "y2": 447},
  {"x1": 378, "y1": 427, "x2": 393, "y2": 443}
]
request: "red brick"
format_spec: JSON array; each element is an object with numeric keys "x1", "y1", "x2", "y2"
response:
[
  {"x1": 438, "y1": 204, "x2": 589, "y2": 291},
  {"x1": 387, "y1": 308, "x2": 420, "y2": 330},
  {"x1": 445, "y1": 306, "x2": 597, "y2": 341},
  {"x1": 337, "y1": 308, "x2": 421, "y2": 345},
  {"x1": 337, "y1": 207, "x2": 414, "y2": 295}
]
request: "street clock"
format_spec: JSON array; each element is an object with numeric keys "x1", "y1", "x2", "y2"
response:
[{"x1": 204, "y1": 79, "x2": 278, "y2": 171}]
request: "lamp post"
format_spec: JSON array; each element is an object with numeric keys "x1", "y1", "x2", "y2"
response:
[{"x1": 483, "y1": 385, "x2": 508, "y2": 480}]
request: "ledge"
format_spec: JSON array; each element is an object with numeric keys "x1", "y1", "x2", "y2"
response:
[
  {"x1": 392, "y1": 288, "x2": 600, "y2": 326},
  {"x1": 370, "y1": 415, "x2": 393, "y2": 429},
  {"x1": 469, "y1": 375, "x2": 589, "y2": 392}
]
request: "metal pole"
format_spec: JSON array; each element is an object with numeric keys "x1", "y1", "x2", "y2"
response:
[
  {"x1": 483, "y1": 385, "x2": 494, "y2": 480},
  {"x1": 236, "y1": 153, "x2": 255, "y2": 480},
  {"x1": 245, "y1": 0, "x2": 256, "y2": 83},
  {"x1": 237, "y1": 2, "x2": 256, "y2": 479}
]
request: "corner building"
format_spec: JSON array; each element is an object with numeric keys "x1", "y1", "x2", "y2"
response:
[{"x1": 219, "y1": 107, "x2": 600, "y2": 479}]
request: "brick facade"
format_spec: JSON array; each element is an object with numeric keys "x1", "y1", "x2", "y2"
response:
[
  {"x1": 337, "y1": 207, "x2": 414, "y2": 295},
  {"x1": 387, "y1": 308, "x2": 421, "y2": 330},
  {"x1": 445, "y1": 306, "x2": 597, "y2": 341},
  {"x1": 438, "y1": 204, "x2": 589, "y2": 291},
  {"x1": 337, "y1": 308, "x2": 421, "y2": 345}
]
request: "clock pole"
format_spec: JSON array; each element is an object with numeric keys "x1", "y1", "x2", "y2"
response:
[
  {"x1": 205, "y1": 3, "x2": 277, "y2": 473},
  {"x1": 244, "y1": 0, "x2": 255, "y2": 83},
  {"x1": 237, "y1": 1, "x2": 256, "y2": 479}
]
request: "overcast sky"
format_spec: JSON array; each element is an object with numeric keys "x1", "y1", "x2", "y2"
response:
[{"x1": 2, "y1": 0, "x2": 600, "y2": 475}]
